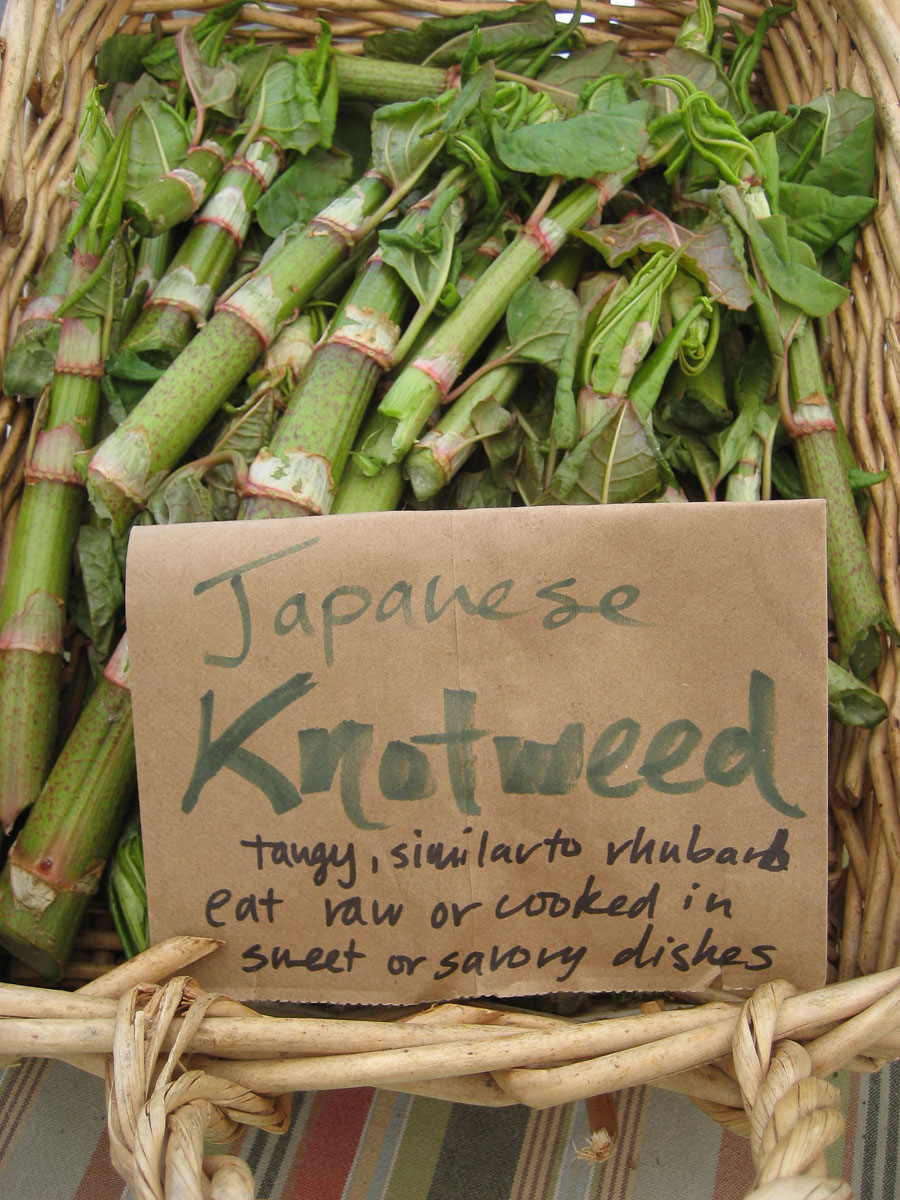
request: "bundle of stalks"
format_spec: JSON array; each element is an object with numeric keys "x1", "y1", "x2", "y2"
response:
[{"x1": 0, "y1": 2, "x2": 898, "y2": 1198}]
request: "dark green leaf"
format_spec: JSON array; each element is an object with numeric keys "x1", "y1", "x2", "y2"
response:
[
  {"x1": 505, "y1": 278, "x2": 580, "y2": 368},
  {"x1": 494, "y1": 103, "x2": 650, "y2": 179},
  {"x1": 848, "y1": 466, "x2": 889, "y2": 491},
  {"x1": 578, "y1": 208, "x2": 752, "y2": 310},
  {"x1": 147, "y1": 472, "x2": 215, "y2": 525},
  {"x1": 777, "y1": 181, "x2": 875, "y2": 258},
  {"x1": 545, "y1": 398, "x2": 671, "y2": 504},
  {"x1": 663, "y1": 431, "x2": 719, "y2": 499},
  {"x1": 141, "y1": 0, "x2": 243, "y2": 82},
  {"x1": 98, "y1": 33, "x2": 158, "y2": 87},
  {"x1": 126, "y1": 100, "x2": 191, "y2": 196},
  {"x1": 453, "y1": 469, "x2": 514, "y2": 509},
  {"x1": 107, "y1": 817, "x2": 149, "y2": 959},
  {"x1": 241, "y1": 58, "x2": 331, "y2": 155},
  {"x1": 380, "y1": 191, "x2": 465, "y2": 310},
  {"x1": 102, "y1": 349, "x2": 166, "y2": 421},
  {"x1": 537, "y1": 44, "x2": 635, "y2": 111},
  {"x1": 364, "y1": 2, "x2": 558, "y2": 68},
  {"x1": 76, "y1": 525, "x2": 124, "y2": 659},
  {"x1": 828, "y1": 659, "x2": 887, "y2": 728},
  {"x1": 371, "y1": 96, "x2": 449, "y2": 189},
  {"x1": 176, "y1": 26, "x2": 242, "y2": 138},
  {"x1": 255, "y1": 149, "x2": 355, "y2": 238},
  {"x1": 777, "y1": 90, "x2": 875, "y2": 198},
  {"x1": 771, "y1": 448, "x2": 805, "y2": 499}
]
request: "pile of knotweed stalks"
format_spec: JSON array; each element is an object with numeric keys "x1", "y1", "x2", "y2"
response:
[{"x1": 0, "y1": 2, "x2": 898, "y2": 1199}]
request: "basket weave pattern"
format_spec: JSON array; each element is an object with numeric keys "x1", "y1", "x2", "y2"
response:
[{"x1": 0, "y1": 2, "x2": 899, "y2": 1198}]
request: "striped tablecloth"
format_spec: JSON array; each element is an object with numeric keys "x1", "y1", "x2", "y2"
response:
[{"x1": 0, "y1": 1057, "x2": 897, "y2": 1199}]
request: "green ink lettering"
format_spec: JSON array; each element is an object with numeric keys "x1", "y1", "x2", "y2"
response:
[
  {"x1": 493, "y1": 724, "x2": 584, "y2": 795},
  {"x1": 321, "y1": 586, "x2": 371, "y2": 667},
  {"x1": 638, "y1": 719, "x2": 703, "y2": 794},
  {"x1": 375, "y1": 581, "x2": 415, "y2": 625},
  {"x1": 412, "y1": 689, "x2": 488, "y2": 816},
  {"x1": 585, "y1": 718, "x2": 641, "y2": 798},
  {"x1": 298, "y1": 721, "x2": 380, "y2": 829},
  {"x1": 597, "y1": 585, "x2": 643, "y2": 626},
  {"x1": 182, "y1": 673, "x2": 315, "y2": 814},
  {"x1": 193, "y1": 537, "x2": 320, "y2": 668},
  {"x1": 274, "y1": 592, "x2": 313, "y2": 637},
  {"x1": 378, "y1": 741, "x2": 436, "y2": 801},
  {"x1": 423, "y1": 575, "x2": 477, "y2": 623}
]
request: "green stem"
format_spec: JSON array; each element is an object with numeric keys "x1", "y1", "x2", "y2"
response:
[
  {"x1": 2, "y1": 247, "x2": 73, "y2": 398},
  {"x1": 405, "y1": 246, "x2": 585, "y2": 501},
  {"x1": 0, "y1": 637, "x2": 135, "y2": 980},
  {"x1": 123, "y1": 138, "x2": 285, "y2": 365},
  {"x1": 0, "y1": 252, "x2": 105, "y2": 831},
  {"x1": 124, "y1": 130, "x2": 232, "y2": 238},
  {"x1": 787, "y1": 324, "x2": 896, "y2": 676},
  {"x1": 334, "y1": 54, "x2": 451, "y2": 103},
  {"x1": 84, "y1": 173, "x2": 391, "y2": 535},
  {"x1": 367, "y1": 181, "x2": 605, "y2": 472},
  {"x1": 240, "y1": 261, "x2": 410, "y2": 519}
]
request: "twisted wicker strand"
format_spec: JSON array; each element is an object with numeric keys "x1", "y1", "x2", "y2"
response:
[
  {"x1": 106, "y1": 978, "x2": 289, "y2": 1200},
  {"x1": 733, "y1": 985, "x2": 849, "y2": 1198}
]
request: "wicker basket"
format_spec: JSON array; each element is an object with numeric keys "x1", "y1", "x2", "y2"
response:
[{"x1": 1, "y1": 1, "x2": 899, "y2": 1197}]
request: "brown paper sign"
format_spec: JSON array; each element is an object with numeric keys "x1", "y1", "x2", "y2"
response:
[{"x1": 126, "y1": 501, "x2": 828, "y2": 1003}]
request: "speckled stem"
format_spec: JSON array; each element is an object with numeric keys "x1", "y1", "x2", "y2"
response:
[
  {"x1": 123, "y1": 138, "x2": 284, "y2": 364},
  {"x1": 0, "y1": 252, "x2": 104, "y2": 832},
  {"x1": 368, "y1": 182, "x2": 602, "y2": 471},
  {"x1": 85, "y1": 174, "x2": 390, "y2": 535},
  {"x1": 788, "y1": 326, "x2": 896, "y2": 677},
  {"x1": 0, "y1": 638, "x2": 135, "y2": 981},
  {"x1": 240, "y1": 260, "x2": 409, "y2": 518},
  {"x1": 124, "y1": 131, "x2": 232, "y2": 238},
  {"x1": 405, "y1": 246, "x2": 584, "y2": 500},
  {"x1": 334, "y1": 54, "x2": 451, "y2": 102}
]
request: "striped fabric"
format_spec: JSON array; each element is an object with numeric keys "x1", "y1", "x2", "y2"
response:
[{"x1": 0, "y1": 1059, "x2": 897, "y2": 1198}]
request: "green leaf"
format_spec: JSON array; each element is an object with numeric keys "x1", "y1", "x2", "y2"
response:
[
  {"x1": 102, "y1": 349, "x2": 166, "y2": 422},
  {"x1": 494, "y1": 103, "x2": 650, "y2": 179},
  {"x1": 848, "y1": 466, "x2": 889, "y2": 491},
  {"x1": 126, "y1": 100, "x2": 191, "y2": 196},
  {"x1": 97, "y1": 33, "x2": 158, "y2": 86},
  {"x1": 505, "y1": 278, "x2": 580, "y2": 368},
  {"x1": 777, "y1": 181, "x2": 876, "y2": 258},
  {"x1": 663, "y1": 431, "x2": 719, "y2": 499},
  {"x1": 141, "y1": 0, "x2": 243, "y2": 83},
  {"x1": 76, "y1": 525, "x2": 125, "y2": 660},
  {"x1": 537, "y1": 44, "x2": 635, "y2": 111},
  {"x1": 380, "y1": 190, "x2": 465, "y2": 311},
  {"x1": 711, "y1": 334, "x2": 771, "y2": 482},
  {"x1": 107, "y1": 817, "x2": 149, "y2": 959},
  {"x1": 545, "y1": 398, "x2": 672, "y2": 505},
  {"x1": 828, "y1": 659, "x2": 887, "y2": 728},
  {"x1": 578, "y1": 208, "x2": 752, "y2": 310},
  {"x1": 176, "y1": 26, "x2": 242, "y2": 141},
  {"x1": 453, "y1": 468, "x2": 514, "y2": 509},
  {"x1": 254, "y1": 148, "x2": 355, "y2": 238},
  {"x1": 240, "y1": 58, "x2": 331, "y2": 155},
  {"x1": 364, "y1": 2, "x2": 558, "y2": 68},
  {"x1": 75, "y1": 89, "x2": 115, "y2": 193},
  {"x1": 147, "y1": 472, "x2": 215, "y2": 525},
  {"x1": 777, "y1": 90, "x2": 876, "y2": 198},
  {"x1": 371, "y1": 96, "x2": 449, "y2": 190},
  {"x1": 720, "y1": 187, "x2": 848, "y2": 317},
  {"x1": 771, "y1": 448, "x2": 805, "y2": 499},
  {"x1": 645, "y1": 47, "x2": 742, "y2": 118}
]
